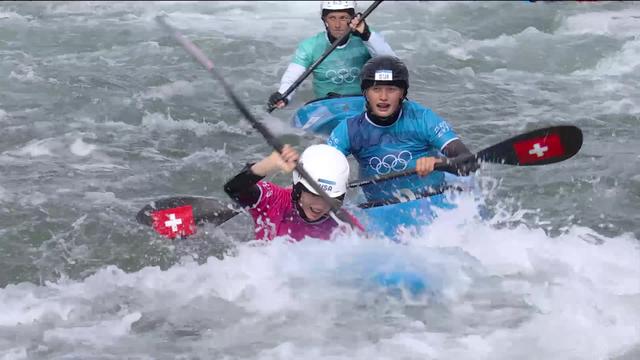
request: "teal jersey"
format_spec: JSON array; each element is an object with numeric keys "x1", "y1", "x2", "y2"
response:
[{"x1": 292, "y1": 32, "x2": 372, "y2": 98}]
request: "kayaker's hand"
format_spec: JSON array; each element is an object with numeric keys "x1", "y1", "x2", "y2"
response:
[
  {"x1": 267, "y1": 91, "x2": 288, "y2": 110},
  {"x1": 350, "y1": 14, "x2": 371, "y2": 41},
  {"x1": 415, "y1": 156, "x2": 442, "y2": 177},
  {"x1": 274, "y1": 144, "x2": 299, "y2": 173},
  {"x1": 252, "y1": 144, "x2": 298, "y2": 177}
]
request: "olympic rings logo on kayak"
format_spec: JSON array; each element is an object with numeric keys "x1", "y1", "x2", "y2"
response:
[
  {"x1": 368, "y1": 151, "x2": 413, "y2": 175},
  {"x1": 325, "y1": 67, "x2": 360, "y2": 84}
]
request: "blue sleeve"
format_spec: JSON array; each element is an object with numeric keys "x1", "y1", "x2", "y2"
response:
[
  {"x1": 422, "y1": 110, "x2": 459, "y2": 151},
  {"x1": 327, "y1": 120, "x2": 351, "y2": 156}
]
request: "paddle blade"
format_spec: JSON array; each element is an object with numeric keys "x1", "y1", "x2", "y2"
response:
[
  {"x1": 136, "y1": 197, "x2": 240, "y2": 238},
  {"x1": 477, "y1": 125, "x2": 583, "y2": 166}
]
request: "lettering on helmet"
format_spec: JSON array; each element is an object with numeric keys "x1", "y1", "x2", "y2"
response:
[
  {"x1": 318, "y1": 178, "x2": 336, "y2": 192},
  {"x1": 374, "y1": 70, "x2": 393, "y2": 81},
  {"x1": 320, "y1": 184, "x2": 333, "y2": 192}
]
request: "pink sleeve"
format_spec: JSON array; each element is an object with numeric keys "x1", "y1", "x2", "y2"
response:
[{"x1": 249, "y1": 181, "x2": 290, "y2": 224}]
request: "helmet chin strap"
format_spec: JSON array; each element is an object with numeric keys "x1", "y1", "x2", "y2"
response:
[
  {"x1": 292, "y1": 183, "x2": 329, "y2": 224},
  {"x1": 328, "y1": 211, "x2": 348, "y2": 228},
  {"x1": 292, "y1": 182, "x2": 348, "y2": 224}
]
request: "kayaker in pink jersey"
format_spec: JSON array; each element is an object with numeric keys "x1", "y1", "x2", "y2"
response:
[{"x1": 224, "y1": 144, "x2": 364, "y2": 241}]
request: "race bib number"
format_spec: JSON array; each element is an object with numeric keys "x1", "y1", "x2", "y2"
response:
[{"x1": 374, "y1": 70, "x2": 393, "y2": 81}]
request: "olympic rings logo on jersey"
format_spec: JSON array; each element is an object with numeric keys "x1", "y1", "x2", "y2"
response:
[
  {"x1": 368, "y1": 151, "x2": 413, "y2": 175},
  {"x1": 325, "y1": 67, "x2": 359, "y2": 84}
]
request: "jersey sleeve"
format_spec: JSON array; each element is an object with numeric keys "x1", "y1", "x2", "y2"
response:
[
  {"x1": 326, "y1": 120, "x2": 352, "y2": 156},
  {"x1": 277, "y1": 63, "x2": 306, "y2": 102},
  {"x1": 291, "y1": 38, "x2": 314, "y2": 68},
  {"x1": 421, "y1": 110, "x2": 459, "y2": 151},
  {"x1": 249, "y1": 181, "x2": 289, "y2": 218},
  {"x1": 363, "y1": 30, "x2": 396, "y2": 57},
  {"x1": 223, "y1": 162, "x2": 264, "y2": 208}
]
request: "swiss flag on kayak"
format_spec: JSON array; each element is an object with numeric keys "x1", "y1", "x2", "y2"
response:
[
  {"x1": 151, "y1": 205, "x2": 195, "y2": 239},
  {"x1": 513, "y1": 133, "x2": 565, "y2": 165}
]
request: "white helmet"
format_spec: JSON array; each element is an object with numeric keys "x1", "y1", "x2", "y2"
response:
[
  {"x1": 292, "y1": 144, "x2": 349, "y2": 198},
  {"x1": 320, "y1": 1, "x2": 356, "y2": 11}
]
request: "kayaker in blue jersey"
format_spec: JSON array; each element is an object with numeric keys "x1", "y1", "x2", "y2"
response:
[
  {"x1": 267, "y1": 1, "x2": 396, "y2": 110},
  {"x1": 327, "y1": 55, "x2": 479, "y2": 204}
]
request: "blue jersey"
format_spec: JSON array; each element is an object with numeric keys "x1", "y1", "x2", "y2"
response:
[{"x1": 327, "y1": 100, "x2": 459, "y2": 202}]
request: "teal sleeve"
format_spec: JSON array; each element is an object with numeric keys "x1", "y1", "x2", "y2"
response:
[
  {"x1": 292, "y1": 39, "x2": 313, "y2": 68},
  {"x1": 327, "y1": 121, "x2": 351, "y2": 156},
  {"x1": 423, "y1": 110, "x2": 459, "y2": 151}
]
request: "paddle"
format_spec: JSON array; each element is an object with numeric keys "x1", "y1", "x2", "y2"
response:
[
  {"x1": 137, "y1": 125, "x2": 582, "y2": 238},
  {"x1": 136, "y1": 196, "x2": 239, "y2": 238},
  {"x1": 155, "y1": 15, "x2": 360, "y2": 234},
  {"x1": 136, "y1": 185, "x2": 454, "y2": 236},
  {"x1": 266, "y1": 0, "x2": 384, "y2": 113},
  {"x1": 348, "y1": 125, "x2": 583, "y2": 188}
]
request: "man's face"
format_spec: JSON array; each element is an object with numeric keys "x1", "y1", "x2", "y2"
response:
[{"x1": 324, "y1": 11, "x2": 352, "y2": 39}]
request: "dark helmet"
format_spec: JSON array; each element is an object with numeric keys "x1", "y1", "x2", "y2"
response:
[{"x1": 360, "y1": 55, "x2": 409, "y2": 95}]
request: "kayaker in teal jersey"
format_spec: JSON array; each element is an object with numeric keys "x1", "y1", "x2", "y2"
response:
[
  {"x1": 267, "y1": 1, "x2": 396, "y2": 110},
  {"x1": 327, "y1": 56, "x2": 479, "y2": 203}
]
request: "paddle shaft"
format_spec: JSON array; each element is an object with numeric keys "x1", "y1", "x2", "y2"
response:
[
  {"x1": 267, "y1": 0, "x2": 384, "y2": 113},
  {"x1": 347, "y1": 156, "x2": 465, "y2": 188},
  {"x1": 156, "y1": 15, "x2": 359, "y2": 230}
]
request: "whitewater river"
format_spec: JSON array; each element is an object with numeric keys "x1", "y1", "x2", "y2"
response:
[{"x1": 0, "y1": 1, "x2": 639, "y2": 359}]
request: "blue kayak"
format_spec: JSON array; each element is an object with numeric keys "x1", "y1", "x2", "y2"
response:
[
  {"x1": 292, "y1": 94, "x2": 365, "y2": 135},
  {"x1": 292, "y1": 96, "x2": 477, "y2": 296}
]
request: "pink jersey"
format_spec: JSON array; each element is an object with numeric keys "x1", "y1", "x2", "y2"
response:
[{"x1": 248, "y1": 181, "x2": 363, "y2": 241}]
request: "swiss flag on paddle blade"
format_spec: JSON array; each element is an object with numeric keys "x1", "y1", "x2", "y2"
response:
[
  {"x1": 513, "y1": 133, "x2": 565, "y2": 165},
  {"x1": 151, "y1": 205, "x2": 196, "y2": 239}
]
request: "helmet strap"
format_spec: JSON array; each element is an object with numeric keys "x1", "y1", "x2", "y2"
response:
[
  {"x1": 292, "y1": 183, "x2": 326, "y2": 224},
  {"x1": 291, "y1": 182, "x2": 344, "y2": 224}
]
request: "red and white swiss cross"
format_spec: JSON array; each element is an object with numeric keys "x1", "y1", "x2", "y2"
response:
[
  {"x1": 513, "y1": 133, "x2": 565, "y2": 165},
  {"x1": 151, "y1": 205, "x2": 196, "y2": 239}
]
